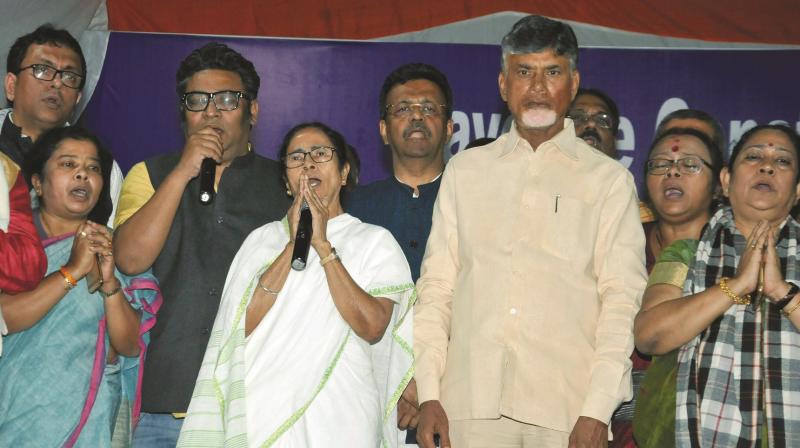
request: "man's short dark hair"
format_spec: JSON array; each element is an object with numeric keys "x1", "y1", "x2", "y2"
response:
[
  {"x1": 574, "y1": 88, "x2": 620, "y2": 134},
  {"x1": 6, "y1": 24, "x2": 87, "y2": 105},
  {"x1": 501, "y1": 15, "x2": 578, "y2": 72},
  {"x1": 379, "y1": 63, "x2": 453, "y2": 120},
  {"x1": 175, "y1": 43, "x2": 260, "y2": 123},
  {"x1": 176, "y1": 43, "x2": 260, "y2": 100},
  {"x1": 655, "y1": 109, "x2": 726, "y2": 155}
]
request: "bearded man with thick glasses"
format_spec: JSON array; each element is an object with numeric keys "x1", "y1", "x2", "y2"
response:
[
  {"x1": 2, "y1": 24, "x2": 123, "y2": 226},
  {"x1": 113, "y1": 42, "x2": 290, "y2": 447}
]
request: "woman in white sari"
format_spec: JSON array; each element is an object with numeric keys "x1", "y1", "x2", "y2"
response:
[{"x1": 179, "y1": 122, "x2": 414, "y2": 448}]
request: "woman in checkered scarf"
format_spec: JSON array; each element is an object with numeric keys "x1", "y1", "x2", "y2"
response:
[{"x1": 635, "y1": 124, "x2": 800, "y2": 447}]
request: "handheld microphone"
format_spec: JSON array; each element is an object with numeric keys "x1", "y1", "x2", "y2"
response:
[
  {"x1": 199, "y1": 158, "x2": 216, "y2": 205},
  {"x1": 291, "y1": 201, "x2": 313, "y2": 270}
]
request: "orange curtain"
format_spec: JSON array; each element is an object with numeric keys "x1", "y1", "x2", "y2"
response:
[{"x1": 108, "y1": 0, "x2": 799, "y2": 45}]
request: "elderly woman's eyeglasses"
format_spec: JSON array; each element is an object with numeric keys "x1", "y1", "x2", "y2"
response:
[
  {"x1": 386, "y1": 102, "x2": 446, "y2": 118},
  {"x1": 567, "y1": 111, "x2": 614, "y2": 130},
  {"x1": 647, "y1": 156, "x2": 713, "y2": 175},
  {"x1": 18, "y1": 64, "x2": 83, "y2": 89},
  {"x1": 181, "y1": 90, "x2": 250, "y2": 112},
  {"x1": 283, "y1": 146, "x2": 337, "y2": 168}
]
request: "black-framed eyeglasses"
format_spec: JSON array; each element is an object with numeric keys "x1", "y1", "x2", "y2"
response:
[
  {"x1": 385, "y1": 102, "x2": 446, "y2": 119},
  {"x1": 181, "y1": 90, "x2": 250, "y2": 112},
  {"x1": 18, "y1": 64, "x2": 83, "y2": 89},
  {"x1": 567, "y1": 111, "x2": 614, "y2": 130},
  {"x1": 283, "y1": 145, "x2": 337, "y2": 168},
  {"x1": 646, "y1": 156, "x2": 713, "y2": 175}
]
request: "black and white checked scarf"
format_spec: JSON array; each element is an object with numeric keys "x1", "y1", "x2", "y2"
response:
[{"x1": 676, "y1": 207, "x2": 800, "y2": 447}]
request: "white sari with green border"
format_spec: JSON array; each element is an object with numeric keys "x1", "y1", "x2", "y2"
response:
[{"x1": 178, "y1": 213, "x2": 414, "y2": 447}]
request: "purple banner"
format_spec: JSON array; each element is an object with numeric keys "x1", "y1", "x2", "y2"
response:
[{"x1": 81, "y1": 32, "x2": 800, "y2": 193}]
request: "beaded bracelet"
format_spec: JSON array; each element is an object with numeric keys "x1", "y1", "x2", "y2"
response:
[{"x1": 719, "y1": 277, "x2": 751, "y2": 305}]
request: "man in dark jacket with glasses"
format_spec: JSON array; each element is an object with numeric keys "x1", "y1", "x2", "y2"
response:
[{"x1": 114, "y1": 42, "x2": 289, "y2": 447}]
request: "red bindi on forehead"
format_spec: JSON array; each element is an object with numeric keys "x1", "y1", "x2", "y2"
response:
[
  {"x1": 671, "y1": 144, "x2": 680, "y2": 152},
  {"x1": 768, "y1": 142, "x2": 774, "y2": 147}
]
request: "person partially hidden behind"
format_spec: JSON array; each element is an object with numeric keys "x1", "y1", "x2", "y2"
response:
[
  {"x1": 347, "y1": 62, "x2": 455, "y2": 445},
  {"x1": 2, "y1": 24, "x2": 124, "y2": 225},
  {"x1": 0, "y1": 151, "x2": 46, "y2": 355}
]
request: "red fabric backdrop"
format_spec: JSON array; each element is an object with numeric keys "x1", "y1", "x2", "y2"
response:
[{"x1": 107, "y1": 0, "x2": 799, "y2": 44}]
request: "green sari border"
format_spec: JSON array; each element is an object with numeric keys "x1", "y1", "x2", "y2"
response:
[
  {"x1": 368, "y1": 284, "x2": 416, "y2": 448},
  {"x1": 213, "y1": 258, "x2": 277, "y2": 437}
]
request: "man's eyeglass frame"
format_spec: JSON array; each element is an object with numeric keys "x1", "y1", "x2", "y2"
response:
[
  {"x1": 181, "y1": 90, "x2": 251, "y2": 112},
  {"x1": 385, "y1": 102, "x2": 447, "y2": 119},
  {"x1": 567, "y1": 111, "x2": 615, "y2": 130},
  {"x1": 18, "y1": 64, "x2": 83, "y2": 90}
]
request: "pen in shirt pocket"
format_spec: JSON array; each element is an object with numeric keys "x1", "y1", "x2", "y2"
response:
[{"x1": 554, "y1": 194, "x2": 560, "y2": 213}]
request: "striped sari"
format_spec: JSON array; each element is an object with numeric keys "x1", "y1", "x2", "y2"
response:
[{"x1": 178, "y1": 213, "x2": 414, "y2": 448}]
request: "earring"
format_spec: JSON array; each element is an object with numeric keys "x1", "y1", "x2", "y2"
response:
[{"x1": 341, "y1": 179, "x2": 347, "y2": 186}]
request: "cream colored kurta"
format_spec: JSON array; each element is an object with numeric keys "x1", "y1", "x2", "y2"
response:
[{"x1": 415, "y1": 120, "x2": 647, "y2": 433}]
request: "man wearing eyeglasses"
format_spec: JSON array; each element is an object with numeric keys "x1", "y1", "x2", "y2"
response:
[
  {"x1": 568, "y1": 88, "x2": 620, "y2": 159},
  {"x1": 346, "y1": 62, "x2": 454, "y2": 446},
  {"x1": 349, "y1": 62, "x2": 453, "y2": 283},
  {"x1": 113, "y1": 42, "x2": 289, "y2": 447},
  {"x1": 1, "y1": 25, "x2": 124, "y2": 226}
]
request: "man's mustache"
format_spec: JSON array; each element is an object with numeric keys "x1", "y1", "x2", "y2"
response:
[
  {"x1": 579, "y1": 128, "x2": 602, "y2": 143},
  {"x1": 403, "y1": 122, "x2": 431, "y2": 139}
]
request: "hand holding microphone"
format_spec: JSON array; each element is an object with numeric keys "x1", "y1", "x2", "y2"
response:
[
  {"x1": 289, "y1": 175, "x2": 331, "y2": 270},
  {"x1": 175, "y1": 126, "x2": 222, "y2": 203},
  {"x1": 291, "y1": 200, "x2": 312, "y2": 270}
]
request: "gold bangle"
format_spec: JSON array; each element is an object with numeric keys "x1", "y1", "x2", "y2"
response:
[
  {"x1": 320, "y1": 248, "x2": 340, "y2": 266},
  {"x1": 782, "y1": 298, "x2": 800, "y2": 317},
  {"x1": 58, "y1": 266, "x2": 77, "y2": 291},
  {"x1": 719, "y1": 277, "x2": 751, "y2": 305}
]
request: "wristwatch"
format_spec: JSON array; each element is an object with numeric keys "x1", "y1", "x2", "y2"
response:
[{"x1": 774, "y1": 282, "x2": 800, "y2": 310}]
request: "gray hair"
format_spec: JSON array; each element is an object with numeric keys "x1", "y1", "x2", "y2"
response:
[{"x1": 500, "y1": 15, "x2": 578, "y2": 73}]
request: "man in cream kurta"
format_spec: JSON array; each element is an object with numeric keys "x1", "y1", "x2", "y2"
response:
[{"x1": 414, "y1": 15, "x2": 647, "y2": 448}]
